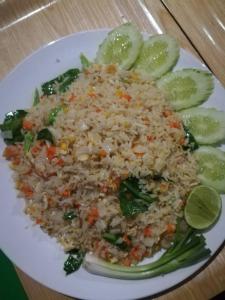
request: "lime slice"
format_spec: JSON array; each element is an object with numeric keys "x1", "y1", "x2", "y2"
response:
[
  {"x1": 96, "y1": 23, "x2": 143, "y2": 69},
  {"x1": 194, "y1": 146, "x2": 225, "y2": 193},
  {"x1": 179, "y1": 107, "x2": 225, "y2": 144},
  {"x1": 134, "y1": 34, "x2": 179, "y2": 79},
  {"x1": 184, "y1": 185, "x2": 221, "y2": 230},
  {"x1": 157, "y1": 68, "x2": 214, "y2": 111}
]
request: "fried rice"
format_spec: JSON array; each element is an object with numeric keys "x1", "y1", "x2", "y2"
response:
[{"x1": 3, "y1": 64, "x2": 199, "y2": 266}]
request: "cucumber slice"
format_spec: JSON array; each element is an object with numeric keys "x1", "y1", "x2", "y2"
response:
[
  {"x1": 96, "y1": 23, "x2": 143, "y2": 70},
  {"x1": 157, "y1": 69, "x2": 214, "y2": 111},
  {"x1": 194, "y1": 146, "x2": 225, "y2": 193},
  {"x1": 134, "y1": 34, "x2": 179, "y2": 79},
  {"x1": 179, "y1": 107, "x2": 225, "y2": 144}
]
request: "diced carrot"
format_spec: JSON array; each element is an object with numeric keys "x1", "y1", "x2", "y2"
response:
[
  {"x1": 88, "y1": 92, "x2": 97, "y2": 98},
  {"x1": 166, "y1": 223, "x2": 176, "y2": 234},
  {"x1": 87, "y1": 207, "x2": 99, "y2": 225},
  {"x1": 134, "y1": 152, "x2": 144, "y2": 158},
  {"x1": 68, "y1": 93, "x2": 76, "y2": 101},
  {"x1": 56, "y1": 158, "x2": 64, "y2": 166},
  {"x1": 95, "y1": 107, "x2": 102, "y2": 113},
  {"x1": 36, "y1": 218, "x2": 42, "y2": 224},
  {"x1": 179, "y1": 137, "x2": 185, "y2": 145},
  {"x1": 62, "y1": 190, "x2": 71, "y2": 198},
  {"x1": 46, "y1": 146, "x2": 56, "y2": 160},
  {"x1": 122, "y1": 257, "x2": 132, "y2": 267},
  {"x1": 129, "y1": 245, "x2": 141, "y2": 261},
  {"x1": 123, "y1": 234, "x2": 131, "y2": 246},
  {"x1": 20, "y1": 183, "x2": 33, "y2": 198},
  {"x1": 169, "y1": 120, "x2": 181, "y2": 129},
  {"x1": 147, "y1": 135, "x2": 154, "y2": 142},
  {"x1": 3, "y1": 145, "x2": 20, "y2": 160},
  {"x1": 121, "y1": 93, "x2": 132, "y2": 102},
  {"x1": 99, "y1": 149, "x2": 107, "y2": 158},
  {"x1": 31, "y1": 142, "x2": 42, "y2": 155},
  {"x1": 22, "y1": 119, "x2": 33, "y2": 130},
  {"x1": 143, "y1": 226, "x2": 152, "y2": 237},
  {"x1": 163, "y1": 110, "x2": 173, "y2": 117}
]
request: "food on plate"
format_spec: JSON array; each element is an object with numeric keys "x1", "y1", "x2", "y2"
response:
[
  {"x1": 1, "y1": 23, "x2": 224, "y2": 280},
  {"x1": 157, "y1": 69, "x2": 214, "y2": 111},
  {"x1": 1, "y1": 63, "x2": 204, "y2": 270}
]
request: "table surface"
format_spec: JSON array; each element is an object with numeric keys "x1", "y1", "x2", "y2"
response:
[{"x1": 0, "y1": 0, "x2": 225, "y2": 299}]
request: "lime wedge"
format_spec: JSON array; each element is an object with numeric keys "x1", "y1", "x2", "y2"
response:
[
  {"x1": 184, "y1": 185, "x2": 221, "y2": 230},
  {"x1": 96, "y1": 23, "x2": 143, "y2": 69}
]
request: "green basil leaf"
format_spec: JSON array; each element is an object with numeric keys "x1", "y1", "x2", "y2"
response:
[
  {"x1": 42, "y1": 68, "x2": 80, "y2": 96},
  {"x1": 0, "y1": 110, "x2": 27, "y2": 144},
  {"x1": 63, "y1": 211, "x2": 76, "y2": 221},
  {"x1": 64, "y1": 249, "x2": 85, "y2": 275},
  {"x1": 37, "y1": 128, "x2": 54, "y2": 144}
]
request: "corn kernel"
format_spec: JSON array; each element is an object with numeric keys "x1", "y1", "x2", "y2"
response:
[{"x1": 60, "y1": 142, "x2": 68, "y2": 151}]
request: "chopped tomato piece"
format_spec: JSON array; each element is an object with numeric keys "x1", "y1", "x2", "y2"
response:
[
  {"x1": 166, "y1": 223, "x2": 176, "y2": 234},
  {"x1": 169, "y1": 120, "x2": 181, "y2": 129},
  {"x1": 87, "y1": 207, "x2": 99, "y2": 225},
  {"x1": 20, "y1": 183, "x2": 33, "y2": 198},
  {"x1": 143, "y1": 226, "x2": 152, "y2": 237},
  {"x1": 3, "y1": 145, "x2": 20, "y2": 160},
  {"x1": 163, "y1": 110, "x2": 173, "y2": 117},
  {"x1": 22, "y1": 119, "x2": 33, "y2": 130},
  {"x1": 99, "y1": 149, "x2": 107, "y2": 158},
  {"x1": 46, "y1": 146, "x2": 56, "y2": 160}
]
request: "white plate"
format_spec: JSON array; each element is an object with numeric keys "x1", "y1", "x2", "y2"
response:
[{"x1": 0, "y1": 29, "x2": 225, "y2": 300}]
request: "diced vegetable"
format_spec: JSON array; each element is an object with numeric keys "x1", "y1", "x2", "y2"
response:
[
  {"x1": 182, "y1": 125, "x2": 199, "y2": 151},
  {"x1": 157, "y1": 69, "x2": 214, "y2": 111},
  {"x1": 84, "y1": 223, "x2": 211, "y2": 279},
  {"x1": 63, "y1": 211, "x2": 76, "y2": 221},
  {"x1": 80, "y1": 53, "x2": 92, "y2": 70},
  {"x1": 33, "y1": 88, "x2": 40, "y2": 106},
  {"x1": 119, "y1": 177, "x2": 157, "y2": 217},
  {"x1": 64, "y1": 249, "x2": 85, "y2": 275},
  {"x1": 23, "y1": 132, "x2": 34, "y2": 153},
  {"x1": 180, "y1": 107, "x2": 225, "y2": 145},
  {"x1": 96, "y1": 23, "x2": 143, "y2": 70},
  {"x1": 103, "y1": 232, "x2": 131, "y2": 251},
  {"x1": 37, "y1": 128, "x2": 54, "y2": 144},
  {"x1": 41, "y1": 68, "x2": 80, "y2": 96},
  {"x1": 194, "y1": 146, "x2": 225, "y2": 193},
  {"x1": 47, "y1": 106, "x2": 62, "y2": 125},
  {"x1": 0, "y1": 110, "x2": 27, "y2": 144},
  {"x1": 134, "y1": 34, "x2": 179, "y2": 79}
]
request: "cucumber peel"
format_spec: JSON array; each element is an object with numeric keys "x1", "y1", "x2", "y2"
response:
[
  {"x1": 96, "y1": 23, "x2": 143, "y2": 70},
  {"x1": 157, "y1": 69, "x2": 214, "y2": 111},
  {"x1": 134, "y1": 34, "x2": 179, "y2": 79},
  {"x1": 179, "y1": 107, "x2": 225, "y2": 145}
]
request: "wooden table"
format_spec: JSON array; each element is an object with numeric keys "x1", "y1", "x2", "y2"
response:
[{"x1": 0, "y1": 0, "x2": 225, "y2": 299}]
